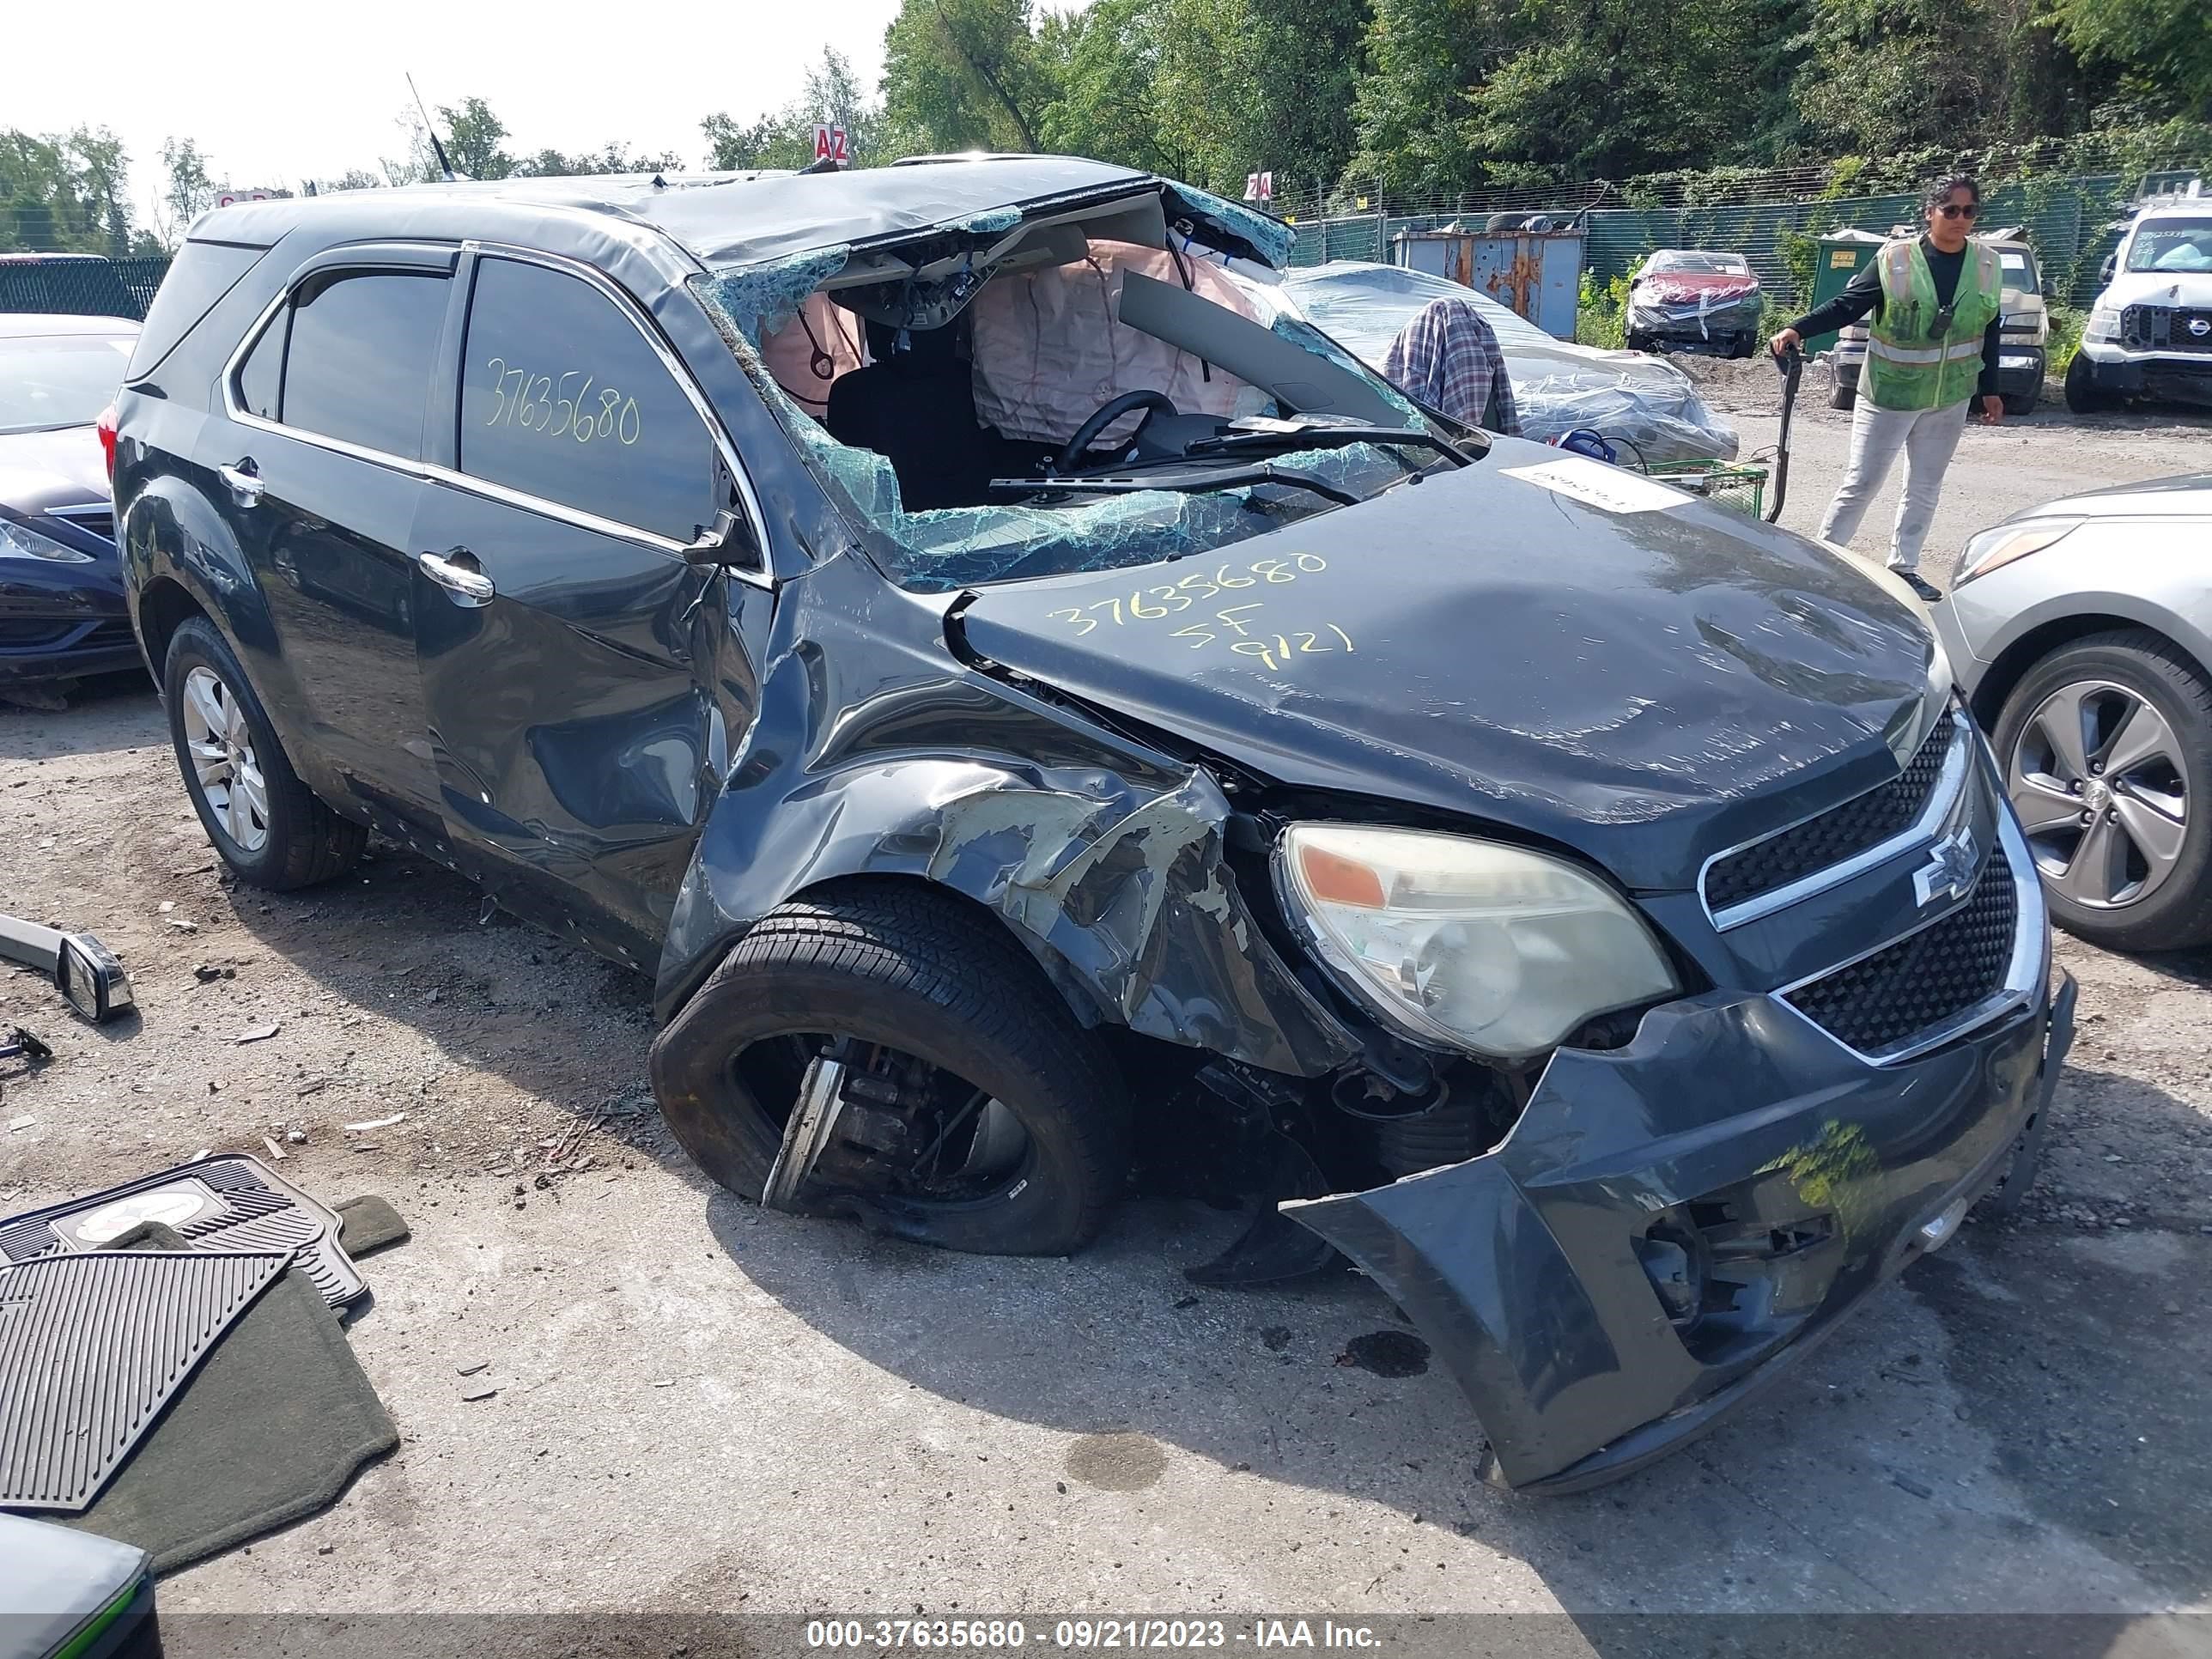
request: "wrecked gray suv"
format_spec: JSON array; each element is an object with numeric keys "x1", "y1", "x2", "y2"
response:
[{"x1": 112, "y1": 157, "x2": 2072, "y2": 1494}]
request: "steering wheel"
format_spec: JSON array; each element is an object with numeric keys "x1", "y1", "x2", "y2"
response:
[{"x1": 1056, "y1": 389, "x2": 1180, "y2": 474}]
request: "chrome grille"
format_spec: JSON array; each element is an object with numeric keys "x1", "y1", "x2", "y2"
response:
[{"x1": 1705, "y1": 712, "x2": 1956, "y2": 915}]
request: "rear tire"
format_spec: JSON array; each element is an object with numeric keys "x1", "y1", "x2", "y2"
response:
[
  {"x1": 162, "y1": 618, "x2": 365, "y2": 890},
  {"x1": 650, "y1": 883, "x2": 1133, "y2": 1255},
  {"x1": 1992, "y1": 630, "x2": 2212, "y2": 951}
]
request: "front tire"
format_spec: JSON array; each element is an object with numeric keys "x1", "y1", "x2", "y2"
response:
[
  {"x1": 1994, "y1": 630, "x2": 2212, "y2": 951},
  {"x1": 1828, "y1": 375, "x2": 1856, "y2": 411},
  {"x1": 2063, "y1": 354, "x2": 2117, "y2": 414},
  {"x1": 650, "y1": 883, "x2": 1133, "y2": 1255},
  {"x1": 163, "y1": 617, "x2": 365, "y2": 890},
  {"x1": 2003, "y1": 383, "x2": 2040, "y2": 418}
]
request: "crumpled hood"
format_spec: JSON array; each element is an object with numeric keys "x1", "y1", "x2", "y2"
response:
[
  {"x1": 2100, "y1": 269, "x2": 2212, "y2": 311},
  {"x1": 956, "y1": 441, "x2": 1935, "y2": 892},
  {"x1": 0, "y1": 424, "x2": 110, "y2": 516}
]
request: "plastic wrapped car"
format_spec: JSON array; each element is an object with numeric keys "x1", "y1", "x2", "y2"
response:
[
  {"x1": 1626, "y1": 249, "x2": 1764, "y2": 359},
  {"x1": 1278, "y1": 261, "x2": 1737, "y2": 463}
]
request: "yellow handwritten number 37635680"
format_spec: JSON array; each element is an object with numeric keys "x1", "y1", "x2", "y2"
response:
[{"x1": 483, "y1": 359, "x2": 641, "y2": 446}]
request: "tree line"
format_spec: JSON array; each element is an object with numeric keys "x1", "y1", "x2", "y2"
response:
[{"x1": 7, "y1": 0, "x2": 2206, "y2": 256}]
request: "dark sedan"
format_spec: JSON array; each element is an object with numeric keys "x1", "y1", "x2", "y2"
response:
[{"x1": 1, "y1": 313, "x2": 140, "y2": 699}]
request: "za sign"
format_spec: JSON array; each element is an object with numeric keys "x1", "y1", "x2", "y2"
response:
[
  {"x1": 216, "y1": 189, "x2": 274, "y2": 208},
  {"x1": 1243, "y1": 172, "x2": 1273, "y2": 202},
  {"x1": 812, "y1": 125, "x2": 851, "y2": 166}
]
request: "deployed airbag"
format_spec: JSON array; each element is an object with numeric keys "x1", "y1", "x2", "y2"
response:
[{"x1": 969, "y1": 240, "x2": 1258, "y2": 445}]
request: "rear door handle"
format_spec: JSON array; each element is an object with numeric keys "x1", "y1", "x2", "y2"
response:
[
  {"x1": 419, "y1": 550, "x2": 495, "y2": 606},
  {"x1": 218, "y1": 459, "x2": 264, "y2": 508}
]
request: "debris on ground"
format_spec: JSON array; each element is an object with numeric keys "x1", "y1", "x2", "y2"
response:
[{"x1": 343, "y1": 1114, "x2": 407, "y2": 1133}]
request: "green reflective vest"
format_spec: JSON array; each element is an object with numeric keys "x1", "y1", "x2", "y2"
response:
[{"x1": 1861, "y1": 237, "x2": 2002, "y2": 411}]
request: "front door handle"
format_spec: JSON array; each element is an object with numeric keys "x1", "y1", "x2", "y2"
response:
[
  {"x1": 419, "y1": 550, "x2": 495, "y2": 606},
  {"x1": 218, "y1": 459, "x2": 264, "y2": 508}
]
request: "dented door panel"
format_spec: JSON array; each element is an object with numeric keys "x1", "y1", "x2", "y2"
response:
[{"x1": 413, "y1": 487, "x2": 765, "y2": 968}]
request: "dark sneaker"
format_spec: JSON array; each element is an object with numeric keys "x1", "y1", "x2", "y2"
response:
[{"x1": 1895, "y1": 570, "x2": 1944, "y2": 603}]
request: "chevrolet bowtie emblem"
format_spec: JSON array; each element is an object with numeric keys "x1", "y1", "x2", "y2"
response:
[{"x1": 1914, "y1": 825, "x2": 1979, "y2": 908}]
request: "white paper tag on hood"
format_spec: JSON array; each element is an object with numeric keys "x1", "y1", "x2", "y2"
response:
[{"x1": 1499, "y1": 457, "x2": 1690, "y2": 515}]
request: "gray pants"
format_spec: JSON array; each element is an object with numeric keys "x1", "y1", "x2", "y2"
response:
[{"x1": 1818, "y1": 397, "x2": 1972, "y2": 572}]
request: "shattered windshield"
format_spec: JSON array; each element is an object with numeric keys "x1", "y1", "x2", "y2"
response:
[
  {"x1": 690, "y1": 191, "x2": 1436, "y2": 594},
  {"x1": 2128, "y1": 219, "x2": 2212, "y2": 272}
]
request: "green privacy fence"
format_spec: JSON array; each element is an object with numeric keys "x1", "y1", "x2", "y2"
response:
[
  {"x1": 0, "y1": 254, "x2": 173, "y2": 319},
  {"x1": 1286, "y1": 168, "x2": 2202, "y2": 307}
]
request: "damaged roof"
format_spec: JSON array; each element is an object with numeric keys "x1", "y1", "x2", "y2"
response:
[{"x1": 201, "y1": 155, "x2": 1156, "y2": 271}]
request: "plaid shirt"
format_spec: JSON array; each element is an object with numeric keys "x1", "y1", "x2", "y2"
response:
[{"x1": 1380, "y1": 297, "x2": 1521, "y2": 436}]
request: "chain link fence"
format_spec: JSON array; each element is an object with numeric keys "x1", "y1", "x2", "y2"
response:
[
  {"x1": 0, "y1": 254, "x2": 174, "y2": 320},
  {"x1": 1273, "y1": 154, "x2": 2206, "y2": 310}
]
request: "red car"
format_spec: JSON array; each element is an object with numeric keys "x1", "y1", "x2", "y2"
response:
[{"x1": 1626, "y1": 249, "x2": 1765, "y2": 358}]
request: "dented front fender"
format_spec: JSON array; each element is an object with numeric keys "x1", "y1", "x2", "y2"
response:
[{"x1": 653, "y1": 553, "x2": 1356, "y2": 1077}]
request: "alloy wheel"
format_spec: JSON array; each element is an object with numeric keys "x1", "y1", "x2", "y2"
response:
[
  {"x1": 180, "y1": 665, "x2": 271, "y2": 854},
  {"x1": 2007, "y1": 678, "x2": 2189, "y2": 909}
]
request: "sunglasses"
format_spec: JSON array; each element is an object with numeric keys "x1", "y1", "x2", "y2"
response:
[{"x1": 1936, "y1": 202, "x2": 1981, "y2": 220}]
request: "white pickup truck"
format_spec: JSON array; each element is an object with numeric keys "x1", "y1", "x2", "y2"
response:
[{"x1": 2066, "y1": 190, "x2": 2212, "y2": 414}]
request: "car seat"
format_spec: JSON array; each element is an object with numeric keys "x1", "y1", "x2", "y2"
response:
[{"x1": 824, "y1": 318, "x2": 1008, "y2": 512}]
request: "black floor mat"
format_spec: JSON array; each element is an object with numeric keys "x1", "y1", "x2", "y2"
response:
[
  {"x1": 0, "y1": 1249, "x2": 289, "y2": 1512},
  {"x1": 50, "y1": 1222, "x2": 398, "y2": 1575},
  {"x1": 0, "y1": 1154, "x2": 366, "y2": 1307}
]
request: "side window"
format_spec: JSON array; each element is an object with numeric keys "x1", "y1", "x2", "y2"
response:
[
  {"x1": 458, "y1": 257, "x2": 714, "y2": 544},
  {"x1": 280, "y1": 270, "x2": 449, "y2": 460},
  {"x1": 236, "y1": 311, "x2": 285, "y2": 420}
]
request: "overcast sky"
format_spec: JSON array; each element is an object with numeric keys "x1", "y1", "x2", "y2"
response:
[{"x1": 9, "y1": 0, "x2": 906, "y2": 219}]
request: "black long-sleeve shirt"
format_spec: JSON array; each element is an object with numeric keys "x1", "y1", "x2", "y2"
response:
[{"x1": 1792, "y1": 236, "x2": 2002, "y2": 399}]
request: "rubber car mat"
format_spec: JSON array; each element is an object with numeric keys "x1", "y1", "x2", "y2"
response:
[
  {"x1": 0, "y1": 1153, "x2": 366, "y2": 1307},
  {"x1": 333, "y1": 1194, "x2": 410, "y2": 1258},
  {"x1": 0, "y1": 1248, "x2": 289, "y2": 1513},
  {"x1": 54, "y1": 1222, "x2": 398, "y2": 1575}
]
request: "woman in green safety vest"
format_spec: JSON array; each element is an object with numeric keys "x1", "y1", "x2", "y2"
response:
[{"x1": 1770, "y1": 173, "x2": 2005, "y2": 603}]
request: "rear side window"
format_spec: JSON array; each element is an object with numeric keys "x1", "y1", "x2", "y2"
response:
[
  {"x1": 236, "y1": 313, "x2": 284, "y2": 420},
  {"x1": 279, "y1": 271, "x2": 449, "y2": 460},
  {"x1": 125, "y1": 240, "x2": 267, "y2": 380},
  {"x1": 458, "y1": 256, "x2": 714, "y2": 543}
]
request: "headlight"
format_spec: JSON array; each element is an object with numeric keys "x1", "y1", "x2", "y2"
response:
[
  {"x1": 1276, "y1": 823, "x2": 1679, "y2": 1059},
  {"x1": 2085, "y1": 307, "x2": 2122, "y2": 343},
  {"x1": 1956, "y1": 517, "x2": 2081, "y2": 585},
  {"x1": 0, "y1": 515, "x2": 94, "y2": 563}
]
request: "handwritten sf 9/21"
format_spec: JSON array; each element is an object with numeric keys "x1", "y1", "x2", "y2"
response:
[{"x1": 483, "y1": 359, "x2": 641, "y2": 446}]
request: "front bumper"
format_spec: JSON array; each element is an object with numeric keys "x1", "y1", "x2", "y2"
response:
[
  {"x1": 1994, "y1": 345, "x2": 2045, "y2": 398},
  {"x1": 2073, "y1": 346, "x2": 2212, "y2": 407},
  {"x1": 1286, "y1": 955, "x2": 2070, "y2": 1494},
  {"x1": 0, "y1": 514, "x2": 135, "y2": 686}
]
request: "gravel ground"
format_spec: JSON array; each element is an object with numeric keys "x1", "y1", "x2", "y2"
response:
[{"x1": 4, "y1": 402, "x2": 2212, "y2": 1636}]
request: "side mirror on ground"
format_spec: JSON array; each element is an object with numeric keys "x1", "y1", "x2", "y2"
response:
[
  {"x1": 0, "y1": 913, "x2": 136, "y2": 1024},
  {"x1": 682, "y1": 508, "x2": 763, "y2": 568}
]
